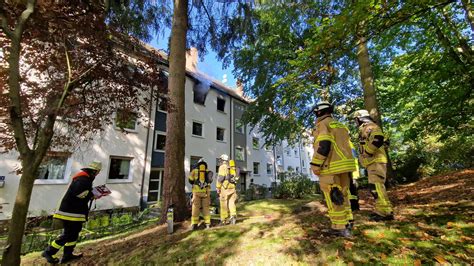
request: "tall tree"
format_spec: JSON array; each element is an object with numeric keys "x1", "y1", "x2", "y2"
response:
[
  {"x1": 161, "y1": 0, "x2": 188, "y2": 222},
  {"x1": 0, "y1": 1, "x2": 163, "y2": 264}
]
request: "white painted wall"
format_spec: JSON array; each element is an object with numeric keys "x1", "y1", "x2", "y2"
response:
[
  {"x1": 246, "y1": 127, "x2": 276, "y2": 188},
  {"x1": 0, "y1": 108, "x2": 153, "y2": 219},
  {"x1": 183, "y1": 77, "x2": 231, "y2": 192}
]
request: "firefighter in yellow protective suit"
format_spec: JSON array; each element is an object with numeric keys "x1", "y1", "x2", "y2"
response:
[
  {"x1": 189, "y1": 159, "x2": 213, "y2": 230},
  {"x1": 311, "y1": 102, "x2": 357, "y2": 237},
  {"x1": 353, "y1": 109, "x2": 394, "y2": 221},
  {"x1": 217, "y1": 154, "x2": 239, "y2": 225}
]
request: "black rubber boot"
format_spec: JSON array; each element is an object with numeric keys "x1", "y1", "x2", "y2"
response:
[
  {"x1": 42, "y1": 248, "x2": 60, "y2": 264},
  {"x1": 61, "y1": 246, "x2": 83, "y2": 264},
  {"x1": 328, "y1": 228, "x2": 352, "y2": 238},
  {"x1": 346, "y1": 220, "x2": 355, "y2": 230},
  {"x1": 190, "y1": 224, "x2": 198, "y2": 230}
]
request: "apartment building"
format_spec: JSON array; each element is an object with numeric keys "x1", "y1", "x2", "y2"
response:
[{"x1": 0, "y1": 46, "x2": 315, "y2": 220}]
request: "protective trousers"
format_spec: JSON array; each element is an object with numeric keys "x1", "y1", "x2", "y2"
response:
[
  {"x1": 219, "y1": 187, "x2": 237, "y2": 221},
  {"x1": 367, "y1": 163, "x2": 393, "y2": 216},
  {"x1": 348, "y1": 175, "x2": 360, "y2": 211},
  {"x1": 45, "y1": 220, "x2": 83, "y2": 257},
  {"x1": 319, "y1": 173, "x2": 353, "y2": 230},
  {"x1": 191, "y1": 191, "x2": 211, "y2": 225}
]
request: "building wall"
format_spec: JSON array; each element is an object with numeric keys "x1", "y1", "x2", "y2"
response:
[
  {"x1": 0, "y1": 111, "x2": 153, "y2": 219},
  {"x1": 246, "y1": 127, "x2": 277, "y2": 188},
  {"x1": 184, "y1": 78, "x2": 232, "y2": 192}
]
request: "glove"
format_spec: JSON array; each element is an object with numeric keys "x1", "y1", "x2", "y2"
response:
[{"x1": 329, "y1": 185, "x2": 344, "y2": 206}]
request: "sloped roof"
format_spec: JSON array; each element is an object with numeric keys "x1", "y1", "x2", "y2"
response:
[{"x1": 133, "y1": 39, "x2": 249, "y2": 103}]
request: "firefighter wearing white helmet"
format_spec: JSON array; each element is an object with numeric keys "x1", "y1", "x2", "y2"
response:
[
  {"x1": 311, "y1": 101, "x2": 356, "y2": 237},
  {"x1": 353, "y1": 109, "x2": 394, "y2": 221},
  {"x1": 217, "y1": 154, "x2": 239, "y2": 225}
]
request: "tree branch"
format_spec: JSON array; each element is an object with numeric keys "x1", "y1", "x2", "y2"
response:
[
  {"x1": 57, "y1": 43, "x2": 72, "y2": 110},
  {"x1": 12, "y1": 0, "x2": 36, "y2": 41},
  {"x1": 7, "y1": 0, "x2": 37, "y2": 156}
]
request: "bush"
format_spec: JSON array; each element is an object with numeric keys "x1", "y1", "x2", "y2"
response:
[
  {"x1": 244, "y1": 184, "x2": 268, "y2": 201},
  {"x1": 273, "y1": 172, "x2": 315, "y2": 199}
]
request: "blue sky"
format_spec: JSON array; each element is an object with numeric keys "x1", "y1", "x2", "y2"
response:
[{"x1": 150, "y1": 31, "x2": 238, "y2": 88}]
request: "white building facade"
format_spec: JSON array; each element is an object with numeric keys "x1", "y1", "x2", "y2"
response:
[{"x1": 0, "y1": 46, "x2": 315, "y2": 220}]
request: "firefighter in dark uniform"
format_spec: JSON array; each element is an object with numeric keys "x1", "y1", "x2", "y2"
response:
[{"x1": 42, "y1": 161, "x2": 102, "y2": 264}]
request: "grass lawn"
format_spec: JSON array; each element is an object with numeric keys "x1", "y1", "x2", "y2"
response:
[{"x1": 22, "y1": 170, "x2": 474, "y2": 265}]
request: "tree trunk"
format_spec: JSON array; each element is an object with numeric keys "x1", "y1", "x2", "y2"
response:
[
  {"x1": 161, "y1": 0, "x2": 189, "y2": 223},
  {"x1": 1, "y1": 165, "x2": 36, "y2": 266},
  {"x1": 356, "y1": 35, "x2": 396, "y2": 182},
  {"x1": 461, "y1": 0, "x2": 474, "y2": 34}
]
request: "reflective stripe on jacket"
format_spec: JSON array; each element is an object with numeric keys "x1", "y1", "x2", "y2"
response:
[
  {"x1": 358, "y1": 122, "x2": 388, "y2": 167},
  {"x1": 54, "y1": 171, "x2": 93, "y2": 222},
  {"x1": 311, "y1": 115, "x2": 357, "y2": 175}
]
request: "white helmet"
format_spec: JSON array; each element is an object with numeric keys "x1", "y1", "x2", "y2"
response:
[
  {"x1": 353, "y1": 109, "x2": 370, "y2": 119},
  {"x1": 314, "y1": 101, "x2": 333, "y2": 112},
  {"x1": 220, "y1": 154, "x2": 229, "y2": 161}
]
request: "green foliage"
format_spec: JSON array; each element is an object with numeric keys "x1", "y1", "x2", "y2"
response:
[
  {"x1": 273, "y1": 172, "x2": 315, "y2": 199},
  {"x1": 216, "y1": 0, "x2": 473, "y2": 178}
]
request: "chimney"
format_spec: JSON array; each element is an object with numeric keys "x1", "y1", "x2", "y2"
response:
[
  {"x1": 186, "y1": 47, "x2": 198, "y2": 71},
  {"x1": 236, "y1": 80, "x2": 244, "y2": 97}
]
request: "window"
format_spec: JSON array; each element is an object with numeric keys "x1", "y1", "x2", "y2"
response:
[
  {"x1": 115, "y1": 109, "x2": 137, "y2": 131},
  {"x1": 265, "y1": 144, "x2": 272, "y2": 151},
  {"x1": 36, "y1": 153, "x2": 71, "y2": 184},
  {"x1": 154, "y1": 132, "x2": 166, "y2": 151},
  {"x1": 190, "y1": 156, "x2": 203, "y2": 169},
  {"x1": 193, "y1": 82, "x2": 209, "y2": 105},
  {"x1": 216, "y1": 127, "x2": 225, "y2": 141},
  {"x1": 267, "y1": 163, "x2": 273, "y2": 175},
  {"x1": 192, "y1": 121, "x2": 203, "y2": 137},
  {"x1": 235, "y1": 146, "x2": 245, "y2": 161},
  {"x1": 147, "y1": 169, "x2": 163, "y2": 203},
  {"x1": 294, "y1": 149, "x2": 298, "y2": 157},
  {"x1": 252, "y1": 137, "x2": 259, "y2": 150},
  {"x1": 302, "y1": 160, "x2": 305, "y2": 167},
  {"x1": 276, "y1": 155, "x2": 282, "y2": 166},
  {"x1": 217, "y1": 97, "x2": 226, "y2": 112},
  {"x1": 157, "y1": 97, "x2": 168, "y2": 112},
  {"x1": 235, "y1": 119, "x2": 244, "y2": 134},
  {"x1": 108, "y1": 157, "x2": 132, "y2": 181},
  {"x1": 296, "y1": 167, "x2": 300, "y2": 172},
  {"x1": 286, "y1": 149, "x2": 291, "y2": 156},
  {"x1": 287, "y1": 166, "x2": 294, "y2": 172},
  {"x1": 253, "y1": 162, "x2": 260, "y2": 175}
]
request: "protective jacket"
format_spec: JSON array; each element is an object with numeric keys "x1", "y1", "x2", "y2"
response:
[
  {"x1": 217, "y1": 160, "x2": 239, "y2": 190},
  {"x1": 53, "y1": 171, "x2": 94, "y2": 222},
  {"x1": 311, "y1": 115, "x2": 357, "y2": 175},
  {"x1": 188, "y1": 162, "x2": 212, "y2": 193},
  {"x1": 358, "y1": 121, "x2": 388, "y2": 167}
]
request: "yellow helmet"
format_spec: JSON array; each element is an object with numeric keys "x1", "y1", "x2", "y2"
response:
[{"x1": 84, "y1": 161, "x2": 102, "y2": 171}]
